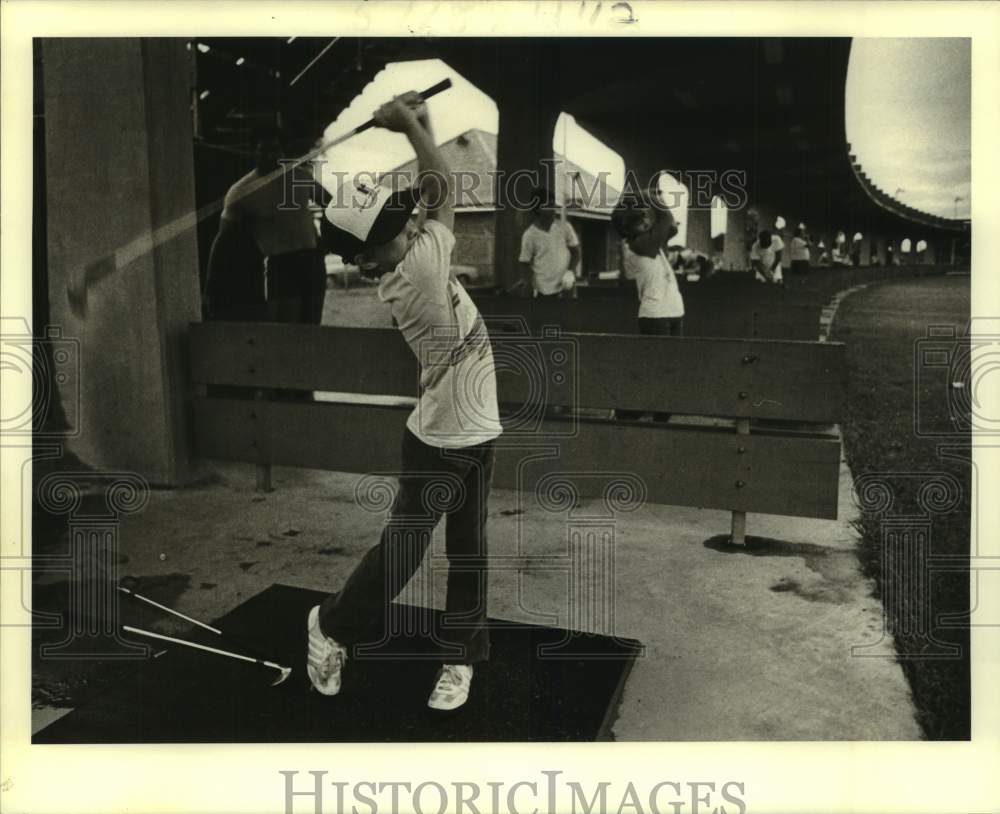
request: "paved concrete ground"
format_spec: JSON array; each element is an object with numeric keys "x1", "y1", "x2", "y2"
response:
[
  {"x1": 34, "y1": 452, "x2": 919, "y2": 741},
  {"x1": 32, "y1": 283, "x2": 921, "y2": 740}
]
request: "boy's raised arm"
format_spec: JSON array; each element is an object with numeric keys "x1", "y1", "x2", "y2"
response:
[
  {"x1": 373, "y1": 93, "x2": 454, "y2": 232},
  {"x1": 630, "y1": 196, "x2": 676, "y2": 258}
]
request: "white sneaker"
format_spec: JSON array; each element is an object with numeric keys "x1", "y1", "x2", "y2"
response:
[
  {"x1": 427, "y1": 664, "x2": 473, "y2": 710},
  {"x1": 306, "y1": 605, "x2": 347, "y2": 696}
]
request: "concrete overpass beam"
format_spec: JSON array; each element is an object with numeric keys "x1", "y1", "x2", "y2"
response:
[{"x1": 43, "y1": 38, "x2": 202, "y2": 485}]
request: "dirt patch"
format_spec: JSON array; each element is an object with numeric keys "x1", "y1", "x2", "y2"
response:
[{"x1": 705, "y1": 534, "x2": 862, "y2": 605}]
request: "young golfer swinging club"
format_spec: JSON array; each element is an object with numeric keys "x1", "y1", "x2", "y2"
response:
[{"x1": 307, "y1": 90, "x2": 503, "y2": 711}]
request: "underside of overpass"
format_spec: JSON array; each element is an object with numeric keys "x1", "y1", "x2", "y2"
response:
[{"x1": 187, "y1": 36, "x2": 970, "y2": 286}]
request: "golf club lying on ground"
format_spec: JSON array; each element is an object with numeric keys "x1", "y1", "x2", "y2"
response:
[
  {"x1": 118, "y1": 585, "x2": 292, "y2": 686},
  {"x1": 66, "y1": 78, "x2": 454, "y2": 317},
  {"x1": 122, "y1": 625, "x2": 292, "y2": 686}
]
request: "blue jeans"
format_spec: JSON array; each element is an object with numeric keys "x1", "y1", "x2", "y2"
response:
[{"x1": 319, "y1": 429, "x2": 495, "y2": 663}]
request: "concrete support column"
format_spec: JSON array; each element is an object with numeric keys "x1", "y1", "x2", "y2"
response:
[
  {"x1": 685, "y1": 205, "x2": 712, "y2": 256},
  {"x1": 494, "y1": 43, "x2": 560, "y2": 293},
  {"x1": 884, "y1": 236, "x2": 898, "y2": 266},
  {"x1": 857, "y1": 234, "x2": 873, "y2": 266},
  {"x1": 870, "y1": 236, "x2": 885, "y2": 266},
  {"x1": 723, "y1": 207, "x2": 747, "y2": 271},
  {"x1": 44, "y1": 38, "x2": 202, "y2": 485}
]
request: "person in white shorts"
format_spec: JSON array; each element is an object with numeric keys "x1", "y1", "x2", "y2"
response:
[{"x1": 307, "y1": 90, "x2": 503, "y2": 712}]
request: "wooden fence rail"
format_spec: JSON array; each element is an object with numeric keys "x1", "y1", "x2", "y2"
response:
[{"x1": 189, "y1": 322, "x2": 847, "y2": 540}]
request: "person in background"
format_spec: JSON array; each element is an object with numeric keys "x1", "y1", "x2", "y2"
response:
[
  {"x1": 518, "y1": 188, "x2": 581, "y2": 298},
  {"x1": 790, "y1": 227, "x2": 811, "y2": 276},
  {"x1": 201, "y1": 216, "x2": 267, "y2": 324},
  {"x1": 749, "y1": 229, "x2": 784, "y2": 284},
  {"x1": 831, "y1": 231, "x2": 851, "y2": 267},
  {"x1": 206, "y1": 123, "x2": 327, "y2": 327},
  {"x1": 666, "y1": 245, "x2": 717, "y2": 282},
  {"x1": 817, "y1": 241, "x2": 830, "y2": 266},
  {"x1": 611, "y1": 183, "x2": 684, "y2": 422}
]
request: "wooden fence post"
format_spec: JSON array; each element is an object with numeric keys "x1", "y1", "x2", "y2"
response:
[
  {"x1": 254, "y1": 388, "x2": 272, "y2": 493},
  {"x1": 731, "y1": 417, "x2": 751, "y2": 545}
]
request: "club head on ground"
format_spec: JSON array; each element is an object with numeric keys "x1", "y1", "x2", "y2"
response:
[{"x1": 270, "y1": 666, "x2": 292, "y2": 686}]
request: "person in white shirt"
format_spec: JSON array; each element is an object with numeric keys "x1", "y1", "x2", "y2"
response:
[
  {"x1": 790, "y1": 227, "x2": 811, "y2": 276},
  {"x1": 611, "y1": 184, "x2": 684, "y2": 422},
  {"x1": 750, "y1": 230, "x2": 785, "y2": 283},
  {"x1": 518, "y1": 191, "x2": 581, "y2": 297},
  {"x1": 308, "y1": 91, "x2": 502, "y2": 712},
  {"x1": 665, "y1": 245, "x2": 717, "y2": 282}
]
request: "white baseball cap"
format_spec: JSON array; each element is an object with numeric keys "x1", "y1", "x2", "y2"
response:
[{"x1": 321, "y1": 178, "x2": 421, "y2": 258}]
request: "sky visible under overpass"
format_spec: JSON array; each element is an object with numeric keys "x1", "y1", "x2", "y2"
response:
[{"x1": 321, "y1": 38, "x2": 970, "y2": 220}]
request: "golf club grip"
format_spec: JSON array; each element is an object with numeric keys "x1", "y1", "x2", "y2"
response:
[{"x1": 352, "y1": 78, "x2": 453, "y2": 136}]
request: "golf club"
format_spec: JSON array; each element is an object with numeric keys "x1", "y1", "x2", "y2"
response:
[
  {"x1": 122, "y1": 625, "x2": 292, "y2": 686},
  {"x1": 66, "y1": 78, "x2": 454, "y2": 316},
  {"x1": 119, "y1": 585, "x2": 225, "y2": 635},
  {"x1": 118, "y1": 585, "x2": 291, "y2": 682}
]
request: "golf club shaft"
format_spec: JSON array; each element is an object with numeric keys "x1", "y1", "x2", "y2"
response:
[
  {"x1": 118, "y1": 586, "x2": 281, "y2": 670},
  {"x1": 292, "y1": 77, "x2": 453, "y2": 168},
  {"x1": 67, "y1": 78, "x2": 453, "y2": 311},
  {"x1": 123, "y1": 625, "x2": 285, "y2": 672},
  {"x1": 118, "y1": 586, "x2": 222, "y2": 635}
]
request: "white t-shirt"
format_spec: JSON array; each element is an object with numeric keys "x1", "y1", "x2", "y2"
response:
[
  {"x1": 622, "y1": 242, "x2": 685, "y2": 319},
  {"x1": 790, "y1": 236, "x2": 810, "y2": 262},
  {"x1": 519, "y1": 221, "x2": 579, "y2": 295},
  {"x1": 750, "y1": 234, "x2": 785, "y2": 270},
  {"x1": 377, "y1": 221, "x2": 503, "y2": 448}
]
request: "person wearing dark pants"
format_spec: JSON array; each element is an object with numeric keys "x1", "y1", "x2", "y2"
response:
[
  {"x1": 318, "y1": 429, "x2": 494, "y2": 665},
  {"x1": 206, "y1": 123, "x2": 326, "y2": 324},
  {"x1": 639, "y1": 316, "x2": 684, "y2": 337},
  {"x1": 611, "y1": 180, "x2": 685, "y2": 423},
  {"x1": 636, "y1": 316, "x2": 683, "y2": 421},
  {"x1": 307, "y1": 90, "x2": 502, "y2": 711},
  {"x1": 789, "y1": 227, "x2": 811, "y2": 276},
  {"x1": 205, "y1": 123, "x2": 327, "y2": 400},
  {"x1": 264, "y1": 248, "x2": 327, "y2": 325}
]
